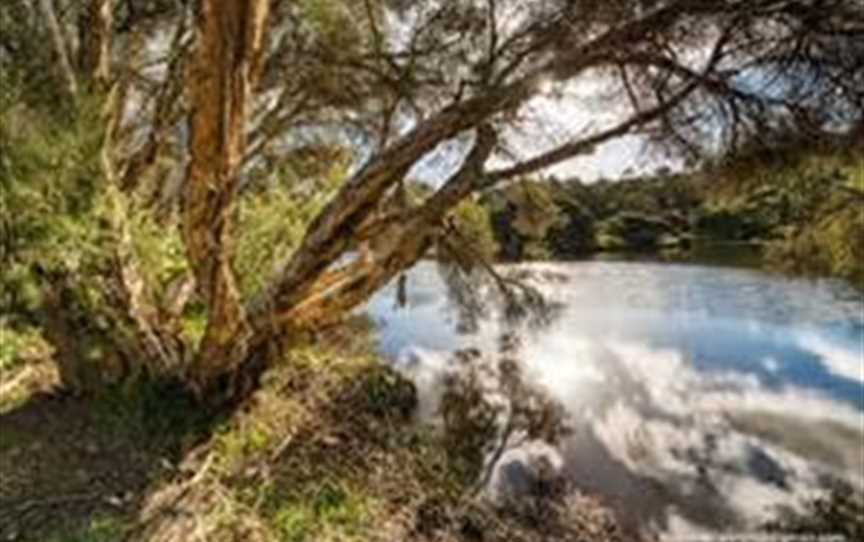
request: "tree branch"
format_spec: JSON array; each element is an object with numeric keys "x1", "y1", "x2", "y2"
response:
[
  {"x1": 482, "y1": 82, "x2": 699, "y2": 185},
  {"x1": 253, "y1": 3, "x2": 702, "y2": 319},
  {"x1": 37, "y1": 0, "x2": 78, "y2": 98},
  {"x1": 249, "y1": 125, "x2": 498, "y2": 334}
]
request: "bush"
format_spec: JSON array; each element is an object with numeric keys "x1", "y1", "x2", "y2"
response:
[
  {"x1": 448, "y1": 197, "x2": 500, "y2": 262},
  {"x1": 0, "y1": 324, "x2": 50, "y2": 372},
  {"x1": 761, "y1": 156, "x2": 864, "y2": 286}
]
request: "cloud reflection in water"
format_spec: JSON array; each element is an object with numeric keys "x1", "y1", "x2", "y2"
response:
[{"x1": 366, "y1": 261, "x2": 864, "y2": 537}]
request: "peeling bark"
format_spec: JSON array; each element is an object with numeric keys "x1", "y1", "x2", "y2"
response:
[
  {"x1": 182, "y1": 0, "x2": 271, "y2": 393},
  {"x1": 252, "y1": 125, "x2": 498, "y2": 334},
  {"x1": 83, "y1": 0, "x2": 113, "y2": 89},
  {"x1": 107, "y1": 186, "x2": 184, "y2": 375}
]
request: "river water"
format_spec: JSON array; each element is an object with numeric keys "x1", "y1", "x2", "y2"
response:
[{"x1": 366, "y1": 259, "x2": 864, "y2": 537}]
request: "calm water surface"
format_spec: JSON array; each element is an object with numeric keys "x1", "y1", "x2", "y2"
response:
[{"x1": 366, "y1": 260, "x2": 864, "y2": 537}]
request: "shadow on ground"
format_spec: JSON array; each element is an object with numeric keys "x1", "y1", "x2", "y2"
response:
[
  {"x1": 0, "y1": 331, "x2": 630, "y2": 542},
  {"x1": 0, "y1": 383, "x2": 216, "y2": 541}
]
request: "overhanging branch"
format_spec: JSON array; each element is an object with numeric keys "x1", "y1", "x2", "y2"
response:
[{"x1": 481, "y1": 81, "x2": 699, "y2": 185}]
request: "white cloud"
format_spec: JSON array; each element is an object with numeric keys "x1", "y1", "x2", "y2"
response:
[
  {"x1": 370, "y1": 261, "x2": 864, "y2": 536},
  {"x1": 797, "y1": 331, "x2": 864, "y2": 384}
]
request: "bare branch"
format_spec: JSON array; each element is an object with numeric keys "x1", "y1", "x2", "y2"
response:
[{"x1": 36, "y1": 0, "x2": 78, "y2": 97}]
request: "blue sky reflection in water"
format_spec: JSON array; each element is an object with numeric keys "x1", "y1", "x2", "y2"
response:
[{"x1": 366, "y1": 261, "x2": 864, "y2": 537}]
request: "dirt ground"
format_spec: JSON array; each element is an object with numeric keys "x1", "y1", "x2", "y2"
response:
[
  {"x1": 0, "y1": 363, "x2": 211, "y2": 541},
  {"x1": 0, "y1": 352, "x2": 631, "y2": 542}
]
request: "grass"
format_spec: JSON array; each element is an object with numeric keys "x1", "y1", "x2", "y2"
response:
[
  {"x1": 121, "y1": 339, "x2": 439, "y2": 541},
  {"x1": 204, "y1": 342, "x2": 426, "y2": 541},
  {"x1": 0, "y1": 324, "x2": 50, "y2": 373},
  {"x1": 0, "y1": 324, "x2": 56, "y2": 414},
  {"x1": 271, "y1": 481, "x2": 379, "y2": 542},
  {"x1": 5, "y1": 319, "x2": 627, "y2": 542},
  {"x1": 45, "y1": 516, "x2": 127, "y2": 542}
]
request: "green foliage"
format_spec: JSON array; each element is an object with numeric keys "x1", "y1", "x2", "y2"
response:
[
  {"x1": 765, "y1": 202, "x2": 864, "y2": 286},
  {"x1": 849, "y1": 163, "x2": 864, "y2": 191},
  {"x1": 0, "y1": 2, "x2": 70, "y2": 112},
  {"x1": 449, "y1": 197, "x2": 500, "y2": 262},
  {"x1": 0, "y1": 99, "x2": 106, "y2": 272},
  {"x1": 508, "y1": 181, "x2": 566, "y2": 240},
  {"x1": 0, "y1": 324, "x2": 50, "y2": 372},
  {"x1": 298, "y1": 0, "x2": 363, "y2": 44},
  {"x1": 595, "y1": 212, "x2": 678, "y2": 251},
  {"x1": 485, "y1": 180, "x2": 568, "y2": 261},
  {"x1": 440, "y1": 369, "x2": 500, "y2": 484},
  {"x1": 272, "y1": 483, "x2": 376, "y2": 542},
  {"x1": 236, "y1": 160, "x2": 348, "y2": 297},
  {"x1": 0, "y1": 91, "x2": 115, "y2": 332},
  {"x1": 706, "y1": 149, "x2": 864, "y2": 286},
  {"x1": 545, "y1": 201, "x2": 597, "y2": 256},
  {"x1": 201, "y1": 344, "x2": 411, "y2": 541},
  {"x1": 695, "y1": 205, "x2": 770, "y2": 240},
  {"x1": 46, "y1": 516, "x2": 127, "y2": 542},
  {"x1": 487, "y1": 175, "x2": 697, "y2": 259},
  {"x1": 0, "y1": 98, "x2": 147, "y2": 388},
  {"x1": 214, "y1": 416, "x2": 276, "y2": 472},
  {"x1": 127, "y1": 209, "x2": 189, "y2": 301},
  {"x1": 361, "y1": 365, "x2": 418, "y2": 418},
  {"x1": 477, "y1": 144, "x2": 860, "y2": 287},
  {"x1": 180, "y1": 306, "x2": 209, "y2": 350},
  {"x1": 273, "y1": 504, "x2": 316, "y2": 542}
]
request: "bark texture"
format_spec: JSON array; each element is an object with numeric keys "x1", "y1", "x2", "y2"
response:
[
  {"x1": 83, "y1": 0, "x2": 113, "y2": 89},
  {"x1": 254, "y1": 125, "x2": 498, "y2": 334},
  {"x1": 182, "y1": 0, "x2": 270, "y2": 393}
]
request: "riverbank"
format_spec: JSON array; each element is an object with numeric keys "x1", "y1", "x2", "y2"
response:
[
  {"x1": 0, "y1": 321, "x2": 627, "y2": 542},
  {"x1": 3, "y1": 273, "x2": 863, "y2": 540}
]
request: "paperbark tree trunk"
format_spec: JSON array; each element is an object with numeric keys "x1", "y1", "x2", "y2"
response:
[
  {"x1": 83, "y1": 0, "x2": 113, "y2": 89},
  {"x1": 250, "y1": 125, "x2": 499, "y2": 334},
  {"x1": 182, "y1": 0, "x2": 270, "y2": 394}
]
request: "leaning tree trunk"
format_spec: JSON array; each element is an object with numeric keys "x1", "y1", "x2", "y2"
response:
[
  {"x1": 175, "y1": 1, "x2": 502, "y2": 401},
  {"x1": 173, "y1": 0, "x2": 501, "y2": 401},
  {"x1": 248, "y1": 125, "x2": 498, "y2": 334}
]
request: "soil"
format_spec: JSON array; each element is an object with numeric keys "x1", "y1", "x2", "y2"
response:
[
  {"x1": 0, "y1": 366, "x2": 206, "y2": 541},
  {"x1": 0, "y1": 350, "x2": 632, "y2": 542}
]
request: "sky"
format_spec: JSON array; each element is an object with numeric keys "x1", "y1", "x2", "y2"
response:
[
  {"x1": 407, "y1": 75, "x2": 675, "y2": 187},
  {"x1": 384, "y1": 2, "x2": 674, "y2": 186}
]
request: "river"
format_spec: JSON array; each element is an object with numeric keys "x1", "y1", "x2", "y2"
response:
[{"x1": 366, "y1": 259, "x2": 864, "y2": 537}]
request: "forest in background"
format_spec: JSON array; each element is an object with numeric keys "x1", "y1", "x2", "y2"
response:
[{"x1": 459, "y1": 139, "x2": 864, "y2": 286}]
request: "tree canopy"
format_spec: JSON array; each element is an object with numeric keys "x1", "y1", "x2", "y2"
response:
[{"x1": 2, "y1": 0, "x2": 862, "y2": 398}]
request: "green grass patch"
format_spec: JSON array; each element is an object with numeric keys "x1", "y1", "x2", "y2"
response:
[
  {"x1": 0, "y1": 324, "x2": 50, "y2": 372},
  {"x1": 270, "y1": 482, "x2": 378, "y2": 542},
  {"x1": 45, "y1": 516, "x2": 127, "y2": 542}
]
